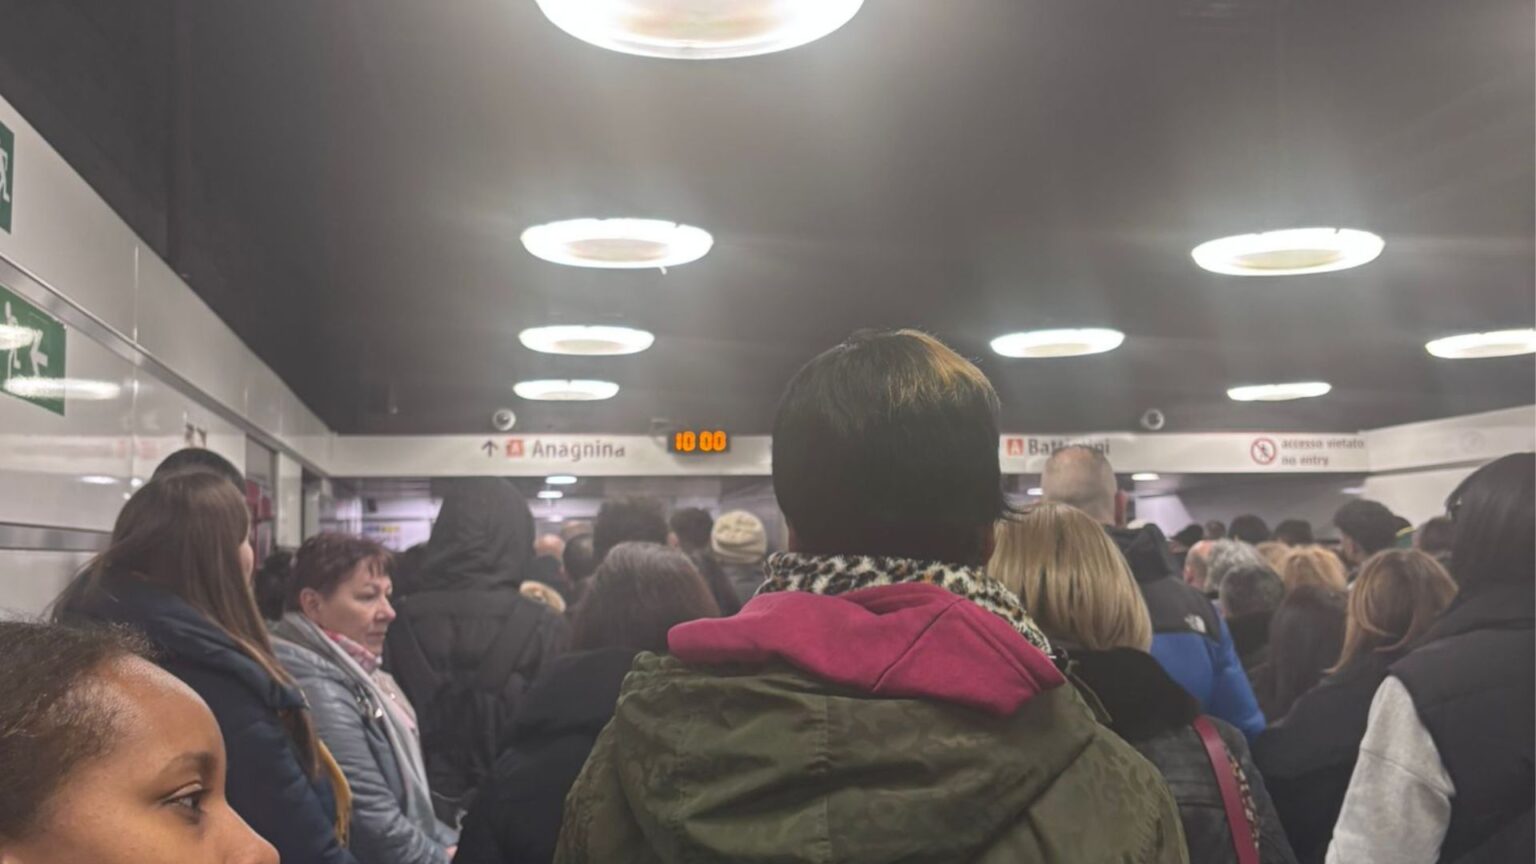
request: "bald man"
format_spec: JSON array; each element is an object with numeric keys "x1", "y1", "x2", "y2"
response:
[
  {"x1": 534, "y1": 533, "x2": 566, "y2": 559},
  {"x1": 1185, "y1": 540, "x2": 1216, "y2": 593},
  {"x1": 1042, "y1": 446, "x2": 1266, "y2": 739}
]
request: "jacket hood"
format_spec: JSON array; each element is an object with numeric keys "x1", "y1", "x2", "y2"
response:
[
  {"x1": 68, "y1": 575, "x2": 303, "y2": 712},
  {"x1": 670, "y1": 582, "x2": 1064, "y2": 716},
  {"x1": 1067, "y1": 647, "x2": 1200, "y2": 744},
  {"x1": 510, "y1": 648, "x2": 638, "y2": 744},
  {"x1": 417, "y1": 478, "x2": 534, "y2": 591},
  {"x1": 1108, "y1": 524, "x2": 1179, "y2": 584}
]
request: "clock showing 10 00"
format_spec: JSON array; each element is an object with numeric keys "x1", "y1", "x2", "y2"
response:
[{"x1": 669, "y1": 429, "x2": 730, "y2": 454}]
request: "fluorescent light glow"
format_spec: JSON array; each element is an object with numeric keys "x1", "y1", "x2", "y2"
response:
[
  {"x1": 546, "y1": 475, "x2": 579, "y2": 485},
  {"x1": 519, "y1": 325, "x2": 655, "y2": 356},
  {"x1": 1026, "y1": 487, "x2": 1044, "y2": 496},
  {"x1": 1342, "y1": 486, "x2": 1366, "y2": 495},
  {"x1": 1425, "y1": 329, "x2": 1536, "y2": 360},
  {"x1": 130, "y1": 478, "x2": 144, "y2": 488},
  {"x1": 534, "y1": 0, "x2": 865, "y2": 60},
  {"x1": 521, "y1": 219, "x2": 713, "y2": 269},
  {"x1": 1192, "y1": 228, "x2": 1384, "y2": 276},
  {"x1": 1132, "y1": 473, "x2": 1161, "y2": 482},
  {"x1": 513, "y1": 379, "x2": 620, "y2": 401},
  {"x1": 537, "y1": 490, "x2": 564, "y2": 499},
  {"x1": 1227, "y1": 381, "x2": 1333, "y2": 402},
  {"x1": 80, "y1": 475, "x2": 119, "y2": 486},
  {"x1": 3, "y1": 377, "x2": 122, "y2": 401},
  {"x1": 0, "y1": 324, "x2": 37, "y2": 351},
  {"x1": 990, "y1": 328, "x2": 1126, "y2": 359}
]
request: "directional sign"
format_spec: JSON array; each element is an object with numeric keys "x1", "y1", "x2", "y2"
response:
[
  {"x1": 0, "y1": 119, "x2": 12, "y2": 233},
  {"x1": 0, "y1": 282, "x2": 67, "y2": 415},
  {"x1": 481, "y1": 440, "x2": 496, "y2": 457}
]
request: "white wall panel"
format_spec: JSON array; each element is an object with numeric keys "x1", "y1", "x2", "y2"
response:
[
  {"x1": 0, "y1": 95, "x2": 138, "y2": 335},
  {"x1": 0, "y1": 549, "x2": 93, "y2": 618},
  {"x1": 1363, "y1": 466, "x2": 1481, "y2": 527}
]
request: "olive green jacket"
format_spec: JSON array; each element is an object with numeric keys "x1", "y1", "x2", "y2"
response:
[{"x1": 555, "y1": 654, "x2": 1188, "y2": 863}]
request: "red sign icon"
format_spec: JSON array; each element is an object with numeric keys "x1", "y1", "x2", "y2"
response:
[
  {"x1": 506, "y1": 438, "x2": 525, "y2": 458},
  {"x1": 1250, "y1": 437, "x2": 1279, "y2": 466},
  {"x1": 1005, "y1": 437, "x2": 1025, "y2": 456}
]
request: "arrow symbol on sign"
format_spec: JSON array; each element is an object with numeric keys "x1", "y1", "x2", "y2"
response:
[{"x1": 481, "y1": 440, "x2": 496, "y2": 457}]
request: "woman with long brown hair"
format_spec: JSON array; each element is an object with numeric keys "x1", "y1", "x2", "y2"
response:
[
  {"x1": 53, "y1": 469, "x2": 358, "y2": 864},
  {"x1": 1253, "y1": 550, "x2": 1457, "y2": 863}
]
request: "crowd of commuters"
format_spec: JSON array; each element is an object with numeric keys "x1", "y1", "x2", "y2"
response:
[{"x1": 1, "y1": 329, "x2": 1530, "y2": 864}]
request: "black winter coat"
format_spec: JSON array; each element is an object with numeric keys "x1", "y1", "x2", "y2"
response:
[
  {"x1": 453, "y1": 648, "x2": 637, "y2": 864},
  {"x1": 63, "y1": 575, "x2": 356, "y2": 864},
  {"x1": 1252, "y1": 653, "x2": 1395, "y2": 864},
  {"x1": 384, "y1": 479, "x2": 568, "y2": 816},
  {"x1": 1071, "y1": 647, "x2": 1297, "y2": 864}
]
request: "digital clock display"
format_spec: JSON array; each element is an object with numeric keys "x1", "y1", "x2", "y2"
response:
[{"x1": 669, "y1": 429, "x2": 730, "y2": 454}]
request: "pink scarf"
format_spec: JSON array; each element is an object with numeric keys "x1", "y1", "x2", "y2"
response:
[{"x1": 323, "y1": 628, "x2": 418, "y2": 736}]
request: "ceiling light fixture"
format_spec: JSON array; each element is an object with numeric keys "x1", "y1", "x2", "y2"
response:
[
  {"x1": 0, "y1": 324, "x2": 37, "y2": 351},
  {"x1": 79, "y1": 475, "x2": 119, "y2": 486},
  {"x1": 519, "y1": 325, "x2": 656, "y2": 356},
  {"x1": 537, "y1": 490, "x2": 564, "y2": 500},
  {"x1": 513, "y1": 379, "x2": 621, "y2": 402},
  {"x1": 1192, "y1": 228, "x2": 1384, "y2": 276},
  {"x1": 1227, "y1": 381, "x2": 1332, "y2": 402},
  {"x1": 546, "y1": 475, "x2": 579, "y2": 485},
  {"x1": 3, "y1": 377, "x2": 122, "y2": 401},
  {"x1": 990, "y1": 328, "x2": 1126, "y2": 359},
  {"x1": 1425, "y1": 328, "x2": 1536, "y2": 360},
  {"x1": 521, "y1": 218, "x2": 713, "y2": 269},
  {"x1": 1132, "y1": 473, "x2": 1161, "y2": 482},
  {"x1": 1026, "y1": 487, "x2": 1044, "y2": 497},
  {"x1": 533, "y1": 0, "x2": 865, "y2": 60}
]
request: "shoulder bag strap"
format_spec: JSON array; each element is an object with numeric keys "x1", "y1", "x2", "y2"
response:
[{"x1": 1193, "y1": 715, "x2": 1261, "y2": 864}]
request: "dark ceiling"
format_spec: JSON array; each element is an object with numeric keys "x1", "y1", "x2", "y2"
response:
[{"x1": 2, "y1": 0, "x2": 1532, "y2": 435}]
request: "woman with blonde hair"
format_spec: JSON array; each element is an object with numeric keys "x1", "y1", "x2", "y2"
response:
[
  {"x1": 993, "y1": 503, "x2": 1296, "y2": 864},
  {"x1": 1278, "y1": 546, "x2": 1348, "y2": 593},
  {"x1": 1254, "y1": 550, "x2": 1456, "y2": 863}
]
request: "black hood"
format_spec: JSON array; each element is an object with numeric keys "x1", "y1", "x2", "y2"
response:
[
  {"x1": 510, "y1": 648, "x2": 638, "y2": 744},
  {"x1": 1069, "y1": 647, "x2": 1200, "y2": 744},
  {"x1": 418, "y1": 478, "x2": 535, "y2": 591},
  {"x1": 1107, "y1": 524, "x2": 1179, "y2": 585}
]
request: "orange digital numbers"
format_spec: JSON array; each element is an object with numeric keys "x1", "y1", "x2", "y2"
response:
[{"x1": 670, "y1": 429, "x2": 729, "y2": 454}]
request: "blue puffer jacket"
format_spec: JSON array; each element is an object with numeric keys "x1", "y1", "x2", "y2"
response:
[
  {"x1": 63, "y1": 575, "x2": 357, "y2": 864},
  {"x1": 1110, "y1": 525, "x2": 1267, "y2": 740}
]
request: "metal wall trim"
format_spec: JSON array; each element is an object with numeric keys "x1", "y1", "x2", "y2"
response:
[
  {"x1": 0, "y1": 522, "x2": 111, "y2": 552},
  {"x1": 0, "y1": 251, "x2": 330, "y2": 476}
]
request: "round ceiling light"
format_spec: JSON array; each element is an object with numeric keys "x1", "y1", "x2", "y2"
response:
[
  {"x1": 533, "y1": 0, "x2": 865, "y2": 60},
  {"x1": 513, "y1": 379, "x2": 621, "y2": 402},
  {"x1": 1227, "y1": 381, "x2": 1333, "y2": 402},
  {"x1": 0, "y1": 324, "x2": 37, "y2": 351},
  {"x1": 1192, "y1": 228, "x2": 1384, "y2": 276},
  {"x1": 536, "y1": 490, "x2": 565, "y2": 500},
  {"x1": 521, "y1": 218, "x2": 713, "y2": 269},
  {"x1": 79, "y1": 475, "x2": 120, "y2": 486},
  {"x1": 1425, "y1": 328, "x2": 1536, "y2": 360},
  {"x1": 519, "y1": 325, "x2": 656, "y2": 356},
  {"x1": 3, "y1": 377, "x2": 122, "y2": 401},
  {"x1": 991, "y1": 328, "x2": 1126, "y2": 359},
  {"x1": 1132, "y1": 473, "x2": 1161, "y2": 482},
  {"x1": 546, "y1": 475, "x2": 579, "y2": 485}
]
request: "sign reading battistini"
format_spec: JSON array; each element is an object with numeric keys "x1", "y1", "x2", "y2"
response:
[{"x1": 999, "y1": 433, "x2": 1370, "y2": 474}]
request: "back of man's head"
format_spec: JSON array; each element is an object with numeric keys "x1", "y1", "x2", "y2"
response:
[
  {"x1": 1185, "y1": 540, "x2": 1217, "y2": 591},
  {"x1": 772, "y1": 329, "x2": 1005, "y2": 565},
  {"x1": 669, "y1": 507, "x2": 715, "y2": 552},
  {"x1": 1220, "y1": 565, "x2": 1285, "y2": 620},
  {"x1": 1228, "y1": 514, "x2": 1271, "y2": 545},
  {"x1": 1206, "y1": 539, "x2": 1267, "y2": 595},
  {"x1": 1040, "y1": 446, "x2": 1118, "y2": 525},
  {"x1": 1333, "y1": 499, "x2": 1399, "y2": 556},
  {"x1": 594, "y1": 497, "x2": 669, "y2": 562},
  {"x1": 1273, "y1": 519, "x2": 1315, "y2": 546},
  {"x1": 151, "y1": 447, "x2": 245, "y2": 492}
]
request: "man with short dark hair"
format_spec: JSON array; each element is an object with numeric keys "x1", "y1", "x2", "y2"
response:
[
  {"x1": 1220, "y1": 565, "x2": 1286, "y2": 673},
  {"x1": 1044, "y1": 445, "x2": 1267, "y2": 739},
  {"x1": 1229, "y1": 514, "x2": 1272, "y2": 545},
  {"x1": 1332, "y1": 499, "x2": 1400, "y2": 569},
  {"x1": 556, "y1": 330, "x2": 1184, "y2": 863},
  {"x1": 151, "y1": 446, "x2": 245, "y2": 491},
  {"x1": 592, "y1": 497, "x2": 668, "y2": 562},
  {"x1": 1273, "y1": 519, "x2": 1315, "y2": 546}
]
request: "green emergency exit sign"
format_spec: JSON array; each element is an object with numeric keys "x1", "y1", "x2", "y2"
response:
[
  {"x1": 0, "y1": 282, "x2": 67, "y2": 415},
  {"x1": 0, "y1": 119, "x2": 12, "y2": 232}
]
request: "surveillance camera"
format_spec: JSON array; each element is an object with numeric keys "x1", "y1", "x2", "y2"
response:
[
  {"x1": 1140, "y1": 408, "x2": 1167, "y2": 432},
  {"x1": 491, "y1": 408, "x2": 517, "y2": 432}
]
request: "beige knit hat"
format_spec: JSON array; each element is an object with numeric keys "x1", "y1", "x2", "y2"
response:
[{"x1": 711, "y1": 510, "x2": 767, "y2": 565}]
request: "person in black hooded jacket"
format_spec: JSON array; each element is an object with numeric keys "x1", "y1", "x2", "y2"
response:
[
  {"x1": 384, "y1": 479, "x2": 568, "y2": 821},
  {"x1": 1043, "y1": 446, "x2": 1266, "y2": 738},
  {"x1": 453, "y1": 543, "x2": 721, "y2": 864}
]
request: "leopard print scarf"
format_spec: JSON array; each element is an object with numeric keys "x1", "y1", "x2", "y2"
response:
[{"x1": 759, "y1": 552, "x2": 1053, "y2": 655}]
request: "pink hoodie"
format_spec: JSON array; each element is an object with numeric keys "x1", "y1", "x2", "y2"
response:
[{"x1": 669, "y1": 581, "x2": 1064, "y2": 716}]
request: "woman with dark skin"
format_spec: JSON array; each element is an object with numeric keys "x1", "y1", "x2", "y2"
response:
[{"x1": 0, "y1": 621, "x2": 277, "y2": 864}]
